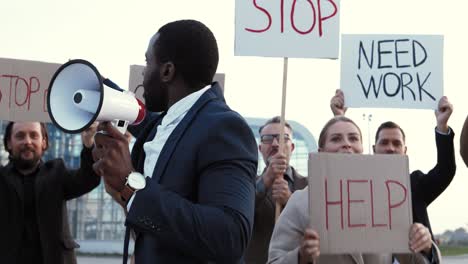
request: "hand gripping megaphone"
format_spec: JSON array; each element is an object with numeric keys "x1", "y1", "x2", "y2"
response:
[{"x1": 47, "y1": 59, "x2": 146, "y2": 134}]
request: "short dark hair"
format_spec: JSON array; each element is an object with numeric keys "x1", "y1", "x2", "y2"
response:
[
  {"x1": 375, "y1": 121, "x2": 406, "y2": 143},
  {"x1": 3, "y1": 122, "x2": 49, "y2": 157},
  {"x1": 258, "y1": 116, "x2": 293, "y2": 135},
  {"x1": 155, "y1": 19, "x2": 219, "y2": 90},
  {"x1": 318, "y1": 116, "x2": 362, "y2": 149}
]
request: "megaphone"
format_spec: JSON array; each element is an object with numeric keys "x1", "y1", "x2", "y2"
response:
[{"x1": 47, "y1": 59, "x2": 146, "y2": 134}]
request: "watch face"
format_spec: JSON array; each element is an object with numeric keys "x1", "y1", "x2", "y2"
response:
[{"x1": 128, "y1": 173, "x2": 146, "y2": 189}]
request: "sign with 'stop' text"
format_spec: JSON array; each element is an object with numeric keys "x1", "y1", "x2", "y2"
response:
[
  {"x1": 0, "y1": 57, "x2": 60, "y2": 122},
  {"x1": 309, "y1": 153, "x2": 412, "y2": 253},
  {"x1": 128, "y1": 65, "x2": 225, "y2": 103},
  {"x1": 235, "y1": 0, "x2": 340, "y2": 59},
  {"x1": 341, "y1": 34, "x2": 444, "y2": 110}
]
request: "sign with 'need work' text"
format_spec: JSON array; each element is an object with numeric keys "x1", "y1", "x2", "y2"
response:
[{"x1": 341, "y1": 34, "x2": 443, "y2": 110}]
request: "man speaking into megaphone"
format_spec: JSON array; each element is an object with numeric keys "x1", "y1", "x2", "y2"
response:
[{"x1": 90, "y1": 20, "x2": 258, "y2": 263}]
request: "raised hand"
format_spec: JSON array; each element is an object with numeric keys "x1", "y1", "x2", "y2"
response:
[
  {"x1": 435, "y1": 96, "x2": 453, "y2": 133},
  {"x1": 272, "y1": 177, "x2": 292, "y2": 206},
  {"x1": 409, "y1": 223, "x2": 432, "y2": 255},
  {"x1": 81, "y1": 122, "x2": 99, "y2": 148},
  {"x1": 92, "y1": 122, "x2": 135, "y2": 192},
  {"x1": 330, "y1": 89, "x2": 347, "y2": 116},
  {"x1": 262, "y1": 152, "x2": 288, "y2": 189},
  {"x1": 299, "y1": 228, "x2": 320, "y2": 264}
]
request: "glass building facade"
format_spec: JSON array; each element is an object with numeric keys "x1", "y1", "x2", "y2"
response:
[{"x1": 0, "y1": 118, "x2": 316, "y2": 250}]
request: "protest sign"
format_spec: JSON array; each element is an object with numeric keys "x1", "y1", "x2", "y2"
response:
[
  {"x1": 309, "y1": 153, "x2": 412, "y2": 253},
  {"x1": 235, "y1": 0, "x2": 340, "y2": 58},
  {"x1": 0, "y1": 57, "x2": 61, "y2": 122},
  {"x1": 341, "y1": 34, "x2": 443, "y2": 109}
]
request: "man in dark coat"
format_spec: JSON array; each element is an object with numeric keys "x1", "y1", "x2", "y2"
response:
[
  {"x1": 91, "y1": 20, "x2": 258, "y2": 263},
  {"x1": 245, "y1": 116, "x2": 308, "y2": 264},
  {"x1": 0, "y1": 121, "x2": 100, "y2": 264}
]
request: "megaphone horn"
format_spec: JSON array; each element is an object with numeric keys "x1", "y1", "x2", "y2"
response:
[{"x1": 47, "y1": 59, "x2": 146, "y2": 134}]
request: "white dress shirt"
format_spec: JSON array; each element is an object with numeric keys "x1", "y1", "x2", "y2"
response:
[{"x1": 127, "y1": 85, "x2": 211, "y2": 210}]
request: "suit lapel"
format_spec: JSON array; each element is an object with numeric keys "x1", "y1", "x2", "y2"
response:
[
  {"x1": 150, "y1": 84, "x2": 221, "y2": 183},
  {"x1": 132, "y1": 113, "x2": 165, "y2": 173}
]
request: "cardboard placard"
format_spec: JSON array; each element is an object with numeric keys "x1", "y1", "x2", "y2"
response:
[
  {"x1": 309, "y1": 153, "x2": 412, "y2": 253},
  {"x1": 341, "y1": 34, "x2": 444, "y2": 110},
  {"x1": 0, "y1": 57, "x2": 61, "y2": 122},
  {"x1": 235, "y1": 0, "x2": 340, "y2": 59}
]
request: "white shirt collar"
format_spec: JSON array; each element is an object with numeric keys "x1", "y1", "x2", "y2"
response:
[{"x1": 161, "y1": 84, "x2": 211, "y2": 126}]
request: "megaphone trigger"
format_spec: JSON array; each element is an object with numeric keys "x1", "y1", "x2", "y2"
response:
[{"x1": 111, "y1": 119, "x2": 129, "y2": 134}]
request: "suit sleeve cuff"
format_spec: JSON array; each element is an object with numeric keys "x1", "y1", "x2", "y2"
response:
[
  {"x1": 126, "y1": 193, "x2": 136, "y2": 211},
  {"x1": 435, "y1": 126, "x2": 451, "y2": 135}
]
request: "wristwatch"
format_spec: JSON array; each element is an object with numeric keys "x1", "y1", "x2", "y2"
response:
[{"x1": 120, "y1": 172, "x2": 146, "y2": 203}]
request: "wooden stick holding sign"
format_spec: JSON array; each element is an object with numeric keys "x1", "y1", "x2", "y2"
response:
[
  {"x1": 275, "y1": 57, "x2": 289, "y2": 221},
  {"x1": 235, "y1": 0, "x2": 341, "y2": 223}
]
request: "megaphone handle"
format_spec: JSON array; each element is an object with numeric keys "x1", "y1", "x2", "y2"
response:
[{"x1": 111, "y1": 119, "x2": 129, "y2": 134}]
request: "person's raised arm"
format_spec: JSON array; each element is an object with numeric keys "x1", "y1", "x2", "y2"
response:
[
  {"x1": 435, "y1": 96, "x2": 453, "y2": 134},
  {"x1": 63, "y1": 122, "x2": 100, "y2": 200},
  {"x1": 416, "y1": 96, "x2": 456, "y2": 205}
]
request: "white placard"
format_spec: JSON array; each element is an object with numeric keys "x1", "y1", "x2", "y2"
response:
[
  {"x1": 341, "y1": 34, "x2": 444, "y2": 109},
  {"x1": 235, "y1": 0, "x2": 340, "y2": 59}
]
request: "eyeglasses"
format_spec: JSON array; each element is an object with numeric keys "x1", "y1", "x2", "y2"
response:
[{"x1": 260, "y1": 133, "x2": 291, "y2": 144}]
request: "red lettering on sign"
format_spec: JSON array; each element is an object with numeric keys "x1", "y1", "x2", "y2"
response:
[
  {"x1": 0, "y1": 74, "x2": 43, "y2": 111},
  {"x1": 386, "y1": 180, "x2": 408, "y2": 230},
  {"x1": 245, "y1": 0, "x2": 338, "y2": 36},
  {"x1": 245, "y1": 0, "x2": 272, "y2": 33},
  {"x1": 29, "y1": 77, "x2": 40, "y2": 110},
  {"x1": 324, "y1": 178, "x2": 408, "y2": 230},
  {"x1": 14, "y1": 76, "x2": 29, "y2": 107},
  {"x1": 325, "y1": 178, "x2": 344, "y2": 230},
  {"x1": 370, "y1": 180, "x2": 387, "y2": 228},
  {"x1": 347, "y1": 179, "x2": 367, "y2": 228}
]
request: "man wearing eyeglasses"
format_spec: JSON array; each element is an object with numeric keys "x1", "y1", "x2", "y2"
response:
[{"x1": 245, "y1": 116, "x2": 308, "y2": 264}]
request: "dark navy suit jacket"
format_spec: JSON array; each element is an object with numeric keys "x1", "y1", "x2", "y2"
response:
[
  {"x1": 411, "y1": 129, "x2": 456, "y2": 239},
  {"x1": 127, "y1": 83, "x2": 258, "y2": 263}
]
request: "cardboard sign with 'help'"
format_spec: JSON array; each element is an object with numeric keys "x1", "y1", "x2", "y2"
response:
[{"x1": 308, "y1": 153, "x2": 412, "y2": 254}]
